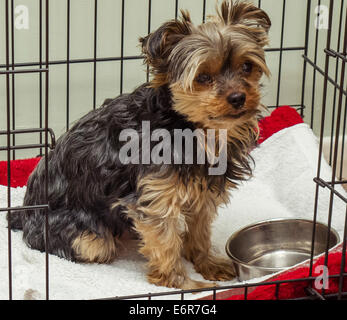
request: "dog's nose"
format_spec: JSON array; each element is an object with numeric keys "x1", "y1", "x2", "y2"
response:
[{"x1": 227, "y1": 92, "x2": 246, "y2": 109}]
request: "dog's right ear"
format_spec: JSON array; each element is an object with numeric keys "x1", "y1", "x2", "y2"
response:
[
  {"x1": 217, "y1": 0, "x2": 271, "y2": 47},
  {"x1": 140, "y1": 10, "x2": 192, "y2": 74}
]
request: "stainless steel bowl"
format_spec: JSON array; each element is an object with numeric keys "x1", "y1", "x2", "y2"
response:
[{"x1": 225, "y1": 219, "x2": 340, "y2": 281}]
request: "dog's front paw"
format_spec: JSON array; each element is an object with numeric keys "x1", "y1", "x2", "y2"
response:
[
  {"x1": 147, "y1": 270, "x2": 216, "y2": 290},
  {"x1": 195, "y1": 256, "x2": 235, "y2": 281}
]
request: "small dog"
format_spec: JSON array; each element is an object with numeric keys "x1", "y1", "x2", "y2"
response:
[{"x1": 9, "y1": 0, "x2": 271, "y2": 289}]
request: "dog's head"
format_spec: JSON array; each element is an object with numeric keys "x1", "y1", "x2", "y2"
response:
[{"x1": 140, "y1": 0, "x2": 271, "y2": 137}]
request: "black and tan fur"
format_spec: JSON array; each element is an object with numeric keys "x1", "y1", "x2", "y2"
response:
[{"x1": 8, "y1": 0, "x2": 271, "y2": 289}]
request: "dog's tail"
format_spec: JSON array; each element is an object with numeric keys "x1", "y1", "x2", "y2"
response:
[{"x1": 7, "y1": 210, "x2": 23, "y2": 230}]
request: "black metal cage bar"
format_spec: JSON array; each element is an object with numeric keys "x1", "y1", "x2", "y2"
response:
[{"x1": 1, "y1": 0, "x2": 51, "y2": 300}]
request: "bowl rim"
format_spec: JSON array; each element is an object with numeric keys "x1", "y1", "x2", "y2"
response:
[{"x1": 225, "y1": 218, "x2": 340, "y2": 272}]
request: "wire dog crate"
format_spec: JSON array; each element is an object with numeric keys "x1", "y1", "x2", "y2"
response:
[{"x1": 0, "y1": 0, "x2": 346, "y2": 300}]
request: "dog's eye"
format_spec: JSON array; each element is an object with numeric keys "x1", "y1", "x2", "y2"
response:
[
  {"x1": 195, "y1": 73, "x2": 213, "y2": 84},
  {"x1": 242, "y1": 62, "x2": 253, "y2": 74}
]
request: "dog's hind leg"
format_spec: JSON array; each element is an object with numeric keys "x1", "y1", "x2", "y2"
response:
[
  {"x1": 20, "y1": 205, "x2": 118, "y2": 263},
  {"x1": 71, "y1": 229, "x2": 118, "y2": 263}
]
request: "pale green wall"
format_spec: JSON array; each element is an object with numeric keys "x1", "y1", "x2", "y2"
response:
[{"x1": 0, "y1": 0, "x2": 346, "y2": 160}]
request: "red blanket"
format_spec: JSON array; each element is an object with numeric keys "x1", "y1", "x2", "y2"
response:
[{"x1": 226, "y1": 248, "x2": 347, "y2": 300}]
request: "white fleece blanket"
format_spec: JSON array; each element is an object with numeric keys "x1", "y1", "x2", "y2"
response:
[{"x1": 1, "y1": 123, "x2": 346, "y2": 300}]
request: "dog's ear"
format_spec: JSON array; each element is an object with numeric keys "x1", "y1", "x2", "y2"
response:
[
  {"x1": 140, "y1": 10, "x2": 192, "y2": 73},
  {"x1": 217, "y1": 0, "x2": 271, "y2": 47}
]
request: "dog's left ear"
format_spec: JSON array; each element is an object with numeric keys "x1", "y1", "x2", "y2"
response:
[
  {"x1": 217, "y1": 0, "x2": 271, "y2": 47},
  {"x1": 140, "y1": 10, "x2": 192, "y2": 74}
]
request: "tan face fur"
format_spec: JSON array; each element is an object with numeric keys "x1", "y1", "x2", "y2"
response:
[{"x1": 141, "y1": 0, "x2": 271, "y2": 138}]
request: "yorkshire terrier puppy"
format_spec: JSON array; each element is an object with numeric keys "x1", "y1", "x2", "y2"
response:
[{"x1": 9, "y1": 0, "x2": 271, "y2": 289}]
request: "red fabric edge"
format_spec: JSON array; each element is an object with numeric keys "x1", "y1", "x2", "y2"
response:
[
  {"x1": 257, "y1": 105, "x2": 303, "y2": 144},
  {"x1": 225, "y1": 247, "x2": 347, "y2": 300},
  {"x1": 198, "y1": 245, "x2": 347, "y2": 300},
  {"x1": 0, "y1": 157, "x2": 41, "y2": 188}
]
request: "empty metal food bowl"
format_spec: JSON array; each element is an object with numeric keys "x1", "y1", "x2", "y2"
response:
[{"x1": 225, "y1": 218, "x2": 340, "y2": 281}]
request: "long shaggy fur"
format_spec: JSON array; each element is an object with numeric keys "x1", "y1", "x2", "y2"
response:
[{"x1": 8, "y1": 0, "x2": 271, "y2": 289}]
